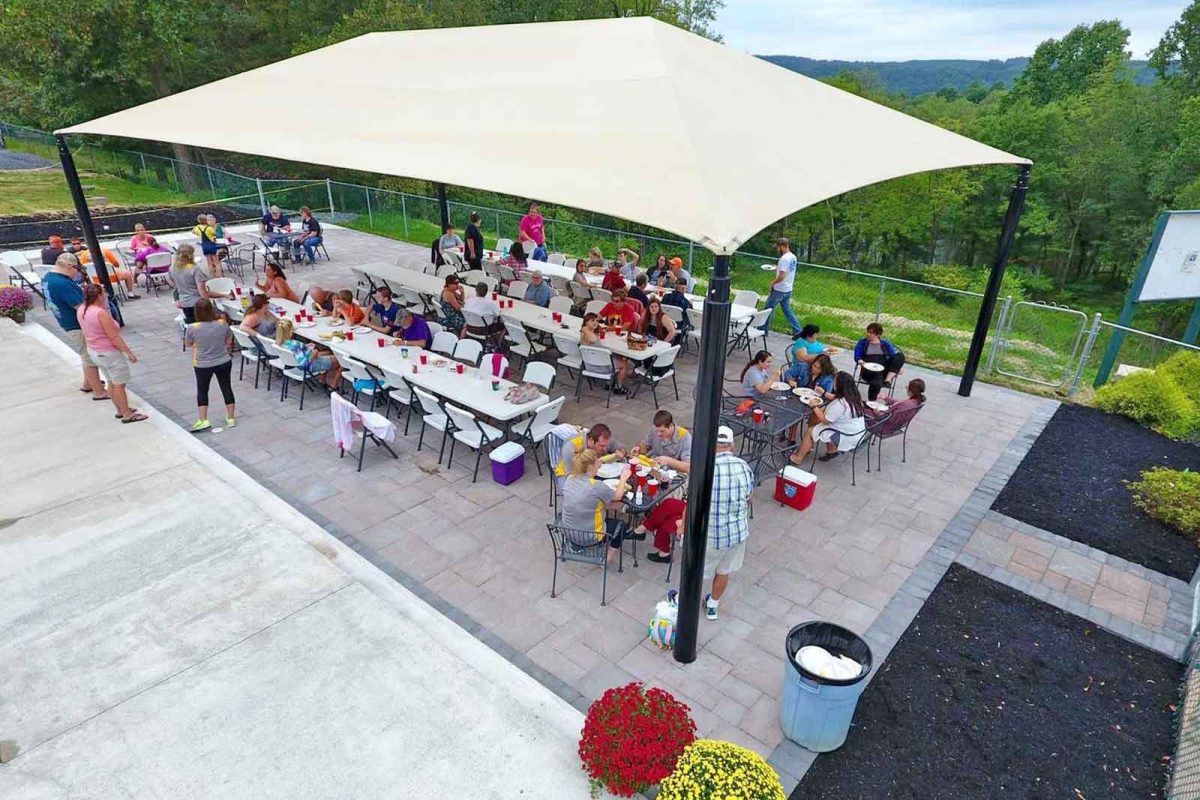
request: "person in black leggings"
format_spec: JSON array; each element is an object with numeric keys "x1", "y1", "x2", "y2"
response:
[
  {"x1": 184, "y1": 299, "x2": 236, "y2": 432},
  {"x1": 853, "y1": 322, "x2": 905, "y2": 401}
]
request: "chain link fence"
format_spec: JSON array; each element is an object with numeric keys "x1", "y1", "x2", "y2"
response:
[
  {"x1": 4, "y1": 118, "x2": 1197, "y2": 394},
  {"x1": 1170, "y1": 629, "x2": 1200, "y2": 799}
]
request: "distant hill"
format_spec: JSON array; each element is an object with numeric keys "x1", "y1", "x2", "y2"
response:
[{"x1": 760, "y1": 55, "x2": 1155, "y2": 96}]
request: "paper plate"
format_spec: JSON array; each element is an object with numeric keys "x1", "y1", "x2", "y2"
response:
[
  {"x1": 759, "y1": 263, "x2": 777, "y2": 271},
  {"x1": 327, "y1": 319, "x2": 344, "y2": 327},
  {"x1": 793, "y1": 387, "x2": 815, "y2": 397},
  {"x1": 866, "y1": 401, "x2": 889, "y2": 411},
  {"x1": 771, "y1": 381, "x2": 790, "y2": 392},
  {"x1": 861, "y1": 362, "x2": 885, "y2": 372},
  {"x1": 352, "y1": 326, "x2": 372, "y2": 334},
  {"x1": 296, "y1": 322, "x2": 315, "y2": 329},
  {"x1": 597, "y1": 462, "x2": 624, "y2": 479}
]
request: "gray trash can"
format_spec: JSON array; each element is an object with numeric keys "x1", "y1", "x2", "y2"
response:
[{"x1": 779, "y1": 621, "x2": 873, "y2": 752}]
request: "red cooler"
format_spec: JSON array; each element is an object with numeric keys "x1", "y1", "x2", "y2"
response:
[{"x1": 775, "y1": 465, "x2": 817, "y2": 511}]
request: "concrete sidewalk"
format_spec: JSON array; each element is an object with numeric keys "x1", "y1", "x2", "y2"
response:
[{"x1": 0, "y1": 320, "x2": 597, "y2": 799}]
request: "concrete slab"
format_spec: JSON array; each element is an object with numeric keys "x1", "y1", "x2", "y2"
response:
[{"x1": 0, "y1": 321, "x2": 599, "y2": 799}]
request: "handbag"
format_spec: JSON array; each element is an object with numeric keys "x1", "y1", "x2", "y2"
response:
[{"x1": 504, "y1": 382, "x2": 541, "y2": 404}]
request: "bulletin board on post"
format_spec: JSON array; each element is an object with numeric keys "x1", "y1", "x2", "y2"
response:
[{"x1": 1094, "y1": 210, "x2": 1200, "y2": 387}]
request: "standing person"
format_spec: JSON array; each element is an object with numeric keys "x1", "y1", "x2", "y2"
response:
[
  {"x1": 77, "y1": 284, "x2": 145, "y2": 423},
  {"x1": 701, "y1": 425, "x2": 755, "y2": 620},
  {"x1": 763, "y1": 237, "x2": 803, "y2": 337},
  {"x1": 518, "y1": 201, "x2": 546, "y2": 261},
  {"x1": 43, "y1": 253, "x2": 108, "y2": 398},
  {"x1": 260, "y1": 204, "x2": 292, "y2": 248},
  {"x1": 292, "y1": 207, "x2": 323, "y2": 264},
  {"x1": 184, "y1": 299, "x2": 236, "y2": 432},
  {"x1": 195, "y1": 213, "x2": 223, "y2": 277},
  {"x1": 438, "y1": 224, "x2": 463, "y2": 258},
  {"x1": 167, "y1": 244, "x2": 211, "y2": 324},
  {"x1": 464, "y1": 212, "x2": 485, "y2": 270}
]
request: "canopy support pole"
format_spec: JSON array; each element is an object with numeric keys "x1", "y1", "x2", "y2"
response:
[
  {"x1": 437, "y1": 183, "x2": 449, "y2": 231},
  {"x1": 958, "y1": 164, "x2": 1030, "y2": 397},
  {"x1": 56, "y1": 135, "x2": 116, "y2": 305},
  {"x1": 674, "y1": 252, "x2": 733, "y2": 664}
]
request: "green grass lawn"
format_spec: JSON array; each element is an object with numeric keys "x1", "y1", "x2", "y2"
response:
[{"x1": 0, "y1": 169, "x2": 197, "y2": 215}]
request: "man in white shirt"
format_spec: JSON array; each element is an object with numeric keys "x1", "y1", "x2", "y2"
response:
[
  {"x1": 763, "y1": 237, "x2": 803, "y2": 337},
  {"x1": 463, "y1": 282, "x2": 500, "y2": 321}
]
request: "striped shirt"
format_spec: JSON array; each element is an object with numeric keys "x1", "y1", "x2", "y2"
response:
[{"x1": 709, "y1": 451, "x2": 754, "y2": 549}]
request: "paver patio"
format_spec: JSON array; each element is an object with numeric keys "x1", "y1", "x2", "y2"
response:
[{"x1": 26, "y1": 225, "x2": 1047, "y2": 761}]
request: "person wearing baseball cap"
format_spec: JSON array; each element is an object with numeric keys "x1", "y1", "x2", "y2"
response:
[
  {"x1": 764, "y1": 236, "x2": 803, "y2": 337},
  {"x1": 697, "y1": 424, "x2": 755, "y2": 620},
  {"x1": 667, "y1": 256, "x2": 694, "y2": 292}
]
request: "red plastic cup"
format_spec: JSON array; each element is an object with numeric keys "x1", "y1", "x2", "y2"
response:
[
  {"x1": 752, "y1": 408, "x2": 764, "y2": 424},
  {"x1": 599, "y1": 329, "x2": 607, "y2": 340},
  {"x1": 306, "y1": 313, "x2": 314, "y2": 322},
  {"x1": 647, "y1": 479, "x2": 659, "y2": 498},
  {"x1": 376, "y1": 337, "x2": 385, "y2": 348},
  {"x1": 235, "y1": 287, "x2": 242, "y2": 296},
  {"x1": 456, "y1": 363, "x2": 464, "y2": 375},
  {"x1": 492, "y1": 292, "x2": 498, "y2": 301},
  {"x1": 294, "y1": 313, "x2": 302, "y2": 322},
  {"x1": 345, "y1": 331, "x2": 355, "y2": 341},
  {"x1": 420, "y1": 354, "x2": 428, "y2": 365},
  {"x1": 508, "y1": 299, "x2": 515, "y2": 308}
]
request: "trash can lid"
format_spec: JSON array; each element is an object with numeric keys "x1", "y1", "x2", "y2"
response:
[{"x1": 489, "y1": 441, "x2": 526, "y2": 463}]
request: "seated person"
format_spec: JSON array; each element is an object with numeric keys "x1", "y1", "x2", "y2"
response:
[
  {"x1": 783, "y1": 353, "x2": 836, "y2": 445},
  {"x1": 438, "y1": 224, "x2": 463, "y2": 256},
  {"x1": 661, "y1": 278, "x2": 693, "y2": 332},
  {"x1": 628, "y1": 273, "x2": 651, "y2": 310},
  {"x1": 463, "y1": 281, "x2": 504, "y2": 345},
  {"x1": 640, "y1": 297, "x2": 678, "y2": 347},
  {"x1": 260, "y1": 204, "x2": 292, "y2": 248},
  {"x1": 292, "y1": 207, "x2": 323, "y2": 264},
  {"x1": 254, "y1": 263, "x2": 299, "y2": 303},
  {"x1": 598, "y1": 288, "x2": 639, "y2": 332},
  {"x1": 572, "y1": 258, "x2": 591, "y2": 287},
  {"x1": 397, "y1": 309, "x2": 433, "y2": 349},
  {"x1": 524, "y1": 270, "x2": 553, "y2": 307},
  {"x1": 332, "y1": 289, "x2": 366, "y2": 325},
  {"x1": 579, "y1": 312, "x2": 602, "y2": 345},
  {"x1": 739, "y1": 350, "x2": 774, "y2": 398},
  {"x1": 637, "y1": 497, "x2": 687, "y2": 564},
  {"x1": 129, "y1": 224, "x2": 154, "y2": 253},
  {"x1": 854, "y1": 322, "x2": 905, "y2": 401},
  {"x1": 790, "y1": 371, "x2": 866, "y2": 465},
  {"x1": 631, "y1": 410, "x2": 691, "y2": 474},
  {"x1": 789, "y1": 323, "x2": 825, "y2": 364},
  {"x1": 78, "y1": 247, "x2": 137, "y2": 297},
  {"x1": 555, "y1": 422, "x2": 624, "y2": 484},
  {"x1": 498, "y1": 242, "x2": 529, "y2": 279},
  {"x1": 366, "y1": 285, "x2": 403, "y2": 334},
  {"x1": 440, "y1": 274, "x2": 466, "y2": 334},
  {"x1": 601, "y1": 261, "x2": 626, "y2": 292},
  {"x1": 41, "y1": 235, "x2": 76, "y2": 266},
  {"x1": 132, "y1": 234, "x2": 170, "y2": 271},
  {"x1": 561, "y1": 450, "x2": 637, "y2": 559},
  {"x1": 308, "y1": 285, "x2": 335, "y2": 315},
  {"x1": 668, "y1": 257, "x2": 694, "y2": 291},
  {"x1": 587, "y1": 246, "x2": 606, "y2": 269},
  {"x1": 616, "y1": 248, "x2": 640, "y2": 282},
  {"x1": 867, "y1": 378, "x2": 927, "y2": 439},
  {"x1": 240, "y1": 293, "x2": 278, "y2": 336},
  {"x1": 274, "y1": 318, "x2": 341, "y2": 390}
]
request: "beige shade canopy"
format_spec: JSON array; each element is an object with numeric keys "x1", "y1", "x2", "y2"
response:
[{"x1": 59, "y1": 17, "x2": 1029, "y2": 255}]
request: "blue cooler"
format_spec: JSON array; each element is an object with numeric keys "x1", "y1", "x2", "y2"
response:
[
  {"x1": 779, "y1": 622, "x2": 873, "y2": 752},
  {"x1": 489, "y1": 442, "x2": 526, "y2": 485}
]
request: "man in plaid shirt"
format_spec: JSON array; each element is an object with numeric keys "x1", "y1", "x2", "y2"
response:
[{"x1": 703, "y1": 425, "x2": 754, "y2": 620}]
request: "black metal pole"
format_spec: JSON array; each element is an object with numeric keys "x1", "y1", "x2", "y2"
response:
[
  {"x1": 958, "y1": 164, "x2": 1030, "y2": 397},
  {"x1": 56, "y1": 135, "x2": 115, "y2": 297},
  {"x1": 674, "y1": 252, "x2": 734, "y2": 664},
  {"x1": 437, "y1": 183, "x2": 450, "y2": 231}
]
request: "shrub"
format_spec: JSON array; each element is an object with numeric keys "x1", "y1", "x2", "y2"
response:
[
  {"x1": 1094, "y1": 369, "x2": 1199, "y2": 440},
  {"x1": 1127, "y1": 468, "x2": 1200, "y2": 538},
  {"x1": 1157, "y1": 350, "x2": 1200, "y2": 402},
  {"x1": 578, "y1": 682, "x2": 696, "y2": 798},
  {"x1": 658, "y1": 739, "x2": 786, "y2": 800},
  {"x1": 922, "y1": 264, "x2": 972, "y2": 292}
]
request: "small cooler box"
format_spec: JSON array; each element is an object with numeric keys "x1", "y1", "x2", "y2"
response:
[
  {"x1": 775, "y1": 465, "x2": 817, "y2": 511},
  {"x1": 489, "y1": 441, "x2": 526, "y2": 485}
]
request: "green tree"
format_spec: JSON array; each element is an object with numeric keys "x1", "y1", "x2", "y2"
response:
[
  {"x1": 1151, "y1": 0, "x2": 1200, "y2": 93},
  {"x1": 1009, "y1": 20, "x2": 1130, "y2": 105}
]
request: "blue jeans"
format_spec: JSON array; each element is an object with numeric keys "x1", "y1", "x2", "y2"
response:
[
  {"x1": 764, "y1": 289, "x2": 802, "y2": 335},
  {"x1": 294, "y1": 236, "x2": 322, "y2": 262}
]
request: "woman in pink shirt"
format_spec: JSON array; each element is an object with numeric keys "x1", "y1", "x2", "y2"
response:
[
  {"x1": 518, "y1": 201, "x2": 546, "y2": 260},
  {"x1": 77, "y1": 284, "x2": 146, "y2": 423}
]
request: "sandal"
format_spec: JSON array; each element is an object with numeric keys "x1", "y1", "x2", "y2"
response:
[
  {"x1": 92, "y1": 395, "x2": 112, "y2": 401},
  {"x1": 121, "y1": 413, "x2": 148, "y2": 424},
  {"x1": 115, "y1": 409, "x2": 139, "y2": 418},
  {"x1": 818, "y1": 452, "x2": 840, "y2": 462}
]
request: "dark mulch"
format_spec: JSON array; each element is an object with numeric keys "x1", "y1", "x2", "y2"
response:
[
  {"x1": 793, "y1": 565, "x2": 1181, "y2": 800},
  {"x1": 0, "y1": 204, "x2": 252, "y2": 250},
  {"x1": 993, "y1": 403, "x2": 1200, "y2": 581}
]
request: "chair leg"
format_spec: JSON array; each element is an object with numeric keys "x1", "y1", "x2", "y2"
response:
[
  {"x1": 253, "y1": 358, "x2": 261, "y2": 389},
  {"x1": 575, "y1": 371, "x2": 583, "y2": 403},
  {"x1": 672, "y1": 373, "x2": 680, "y2": 401},
  {"x1": 531, "y1": 440, "x2": 543, "y2": 476},
  {"x1": 437, "y1": 428, "x2": 450, "y2": 464},
  {"x1": 238, "y1": 357, "x2": 245, "y2": 381},
  {"x1": 901, "y1": 428, "x2": 908, "y2": 462},
  {"x1": 357, "y1": 433, "x2": 367, "y2": 472},
  {"x1": 446, "y1": 435, "x2": 456, "y2": 469},
  {"x1": 473, "y1": 447, "x2": 482, "y2": 483},
  {"x1": 550, "y1": 548, "x2": 559, "y2": 599},
  {"x1": 417, "y1": 421, "x2": 426, "y2": 452},
  {"x1": 600, "y1": 555, "x2": 608, "y2": 606}
]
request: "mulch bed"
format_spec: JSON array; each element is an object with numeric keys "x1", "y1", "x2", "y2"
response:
[
  {"x1": 0, "y1": 204, "x2": 252, "y2": 250},
  {"x1": 793, "y1": 564, "x2": 1181, "y2": 800},
  {"x1": 992, "y1": 403, "x2": 1200, "y2": 581}
]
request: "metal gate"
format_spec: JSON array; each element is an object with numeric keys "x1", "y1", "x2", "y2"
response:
[{"x1": 987, "y1": 300, "x2": 1090, "y2": 390}]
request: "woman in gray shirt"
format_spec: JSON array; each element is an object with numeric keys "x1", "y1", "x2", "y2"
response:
[
  {"x1": 168, "y1": 244, "x2": 216, "y2": 323},
  {"x1": 184, "y1": 299, "x2": 236, "y2": 433}
]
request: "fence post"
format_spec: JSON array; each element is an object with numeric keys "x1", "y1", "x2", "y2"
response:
[
  {"x1": 206, "y1": 165, "x2": 217, "y2": 201},
  {"x1": 496, "y1": 211, "x2": 501, "y2": 241},
  {"x1": 138, "y1": 152, "x2": 146, "y2": 181},
  {"x1": 1068, "y1": 313, "x2": 1103, "y2": 396},
  {"x1": 688, "y1": 241, "x2": 695, "y2": 274},
  {"x1": 326, "y1": 179, "x2": 336, "y2": 217},
  {"x1": 552, "y1": 221, "x2": 557, "y2": 252},
  {"x1": 256, "y1": 178, "x2": 267, "y2": 213},
  {"x1": 984, "y1": 295, "x2": 1012, "y2": 374},
  {"x1": 401, "y1": 194, "x2": 408, "y2": 238},
  {"x1": 875, "y1": 278, "x2": 885, "y2": 321},
  {"x1": 365, "y1": 187, "x2": 374, "y2": 229}
]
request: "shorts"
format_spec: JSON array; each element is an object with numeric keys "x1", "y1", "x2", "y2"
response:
[
  {"x1": 703, "y1": 539, "x2": 747, "y2": 582},
  {"x1": 310, "y1": 355, "x2": 333, "y2": 374},
  {"x1": 90, "y1": 349, "x2": 131, "y2": 385},
  {"x1": 67, "y1": 329, "x2": 96, "y2": 367},
  {"x1": 200, "y1": 242, "x2": 221, "y2": 256}
]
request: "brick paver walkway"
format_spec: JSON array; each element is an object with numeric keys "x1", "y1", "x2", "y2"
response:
[{"x1": 26, "y1": 225, "x2": 1050, "y2": 783}]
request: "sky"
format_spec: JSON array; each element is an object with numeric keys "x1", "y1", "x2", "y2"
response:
[{"x1": 718, "y1": 0, "x2": 1190, "y2": 61}]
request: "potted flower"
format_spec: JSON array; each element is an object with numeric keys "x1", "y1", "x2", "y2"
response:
[
  {"x1": 578, "y1": 682, "x2": 696, "y2": 798},
  {"x1": 658, "y1": 739, "x2": 786, "y2": 800},
  {"x1": 0, "y1": 285, "x2": 33, "y2": 324}
]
